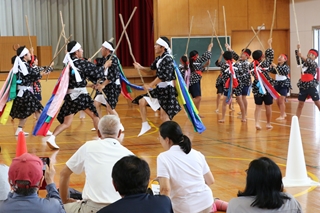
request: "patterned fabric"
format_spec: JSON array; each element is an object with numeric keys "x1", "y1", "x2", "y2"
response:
[
  {"x1": 215, "y1": 72, "x2": 223, "y2": 88},
  {"x1": 295, "y1": 51, "x2": 319, "y2": 89},
  {"x1": 31, "y1": 66, "x2": 47, "y2": 101},
  {"x1": 94, "y1": 55, "x2": 122, "y2": 109},
  {"x1": 57, "y1": 94, "x2": 98, "y2": 123},
  {"x1": 132, "y1": 52, "x2": 181, "y2": 120},
  {"x1": 68, "y1": 57, "x2": 105, "y2": 89},
  {"x1": 102, "y1": 84, "x2": 121, "y2": 109},
  {"x1": 189, "y1": 51, "x2": 212, "y2": 85},
  {"x1": 10, "y1": 61, "x2": 48, "y2": 119},
  {"x1": 232, "y1": 51, "x2": 251, "y2": 87},
  {"x1": 216, "y1": 60, "x2": 243, "y2": 96},
  {"x1": 10, "y1": 90, "x2": 43, "y2": 119},
  {"x1": 33, "y1": 80, "x2": 42, "y2": 100},
  {"x1": 270, "y1": 64, "x2": 292, "y2": 89},
  {"x1": 57, "y1": 57, "x2": 105, "y2": 123},
  {"x1": 249, "y1": 48, "x2": 275, "y2": 97}
]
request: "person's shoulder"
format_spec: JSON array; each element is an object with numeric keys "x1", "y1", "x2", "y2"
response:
[
  {"x1": 151, "y1": 194, "x2": 171, "y2": 202},
  {"x1": 0, "y1": 164, "x2": 9, "y2": 170},
  {"x1": 228, "y1": 196, "x2": 253, "y2": 211},
  {"x1": 157, "y1": 149, "x2": 171, "y2": 159},
  {"x1": 282, "y1": 192, "x2": 299, "y2": 203},
  {"x1": 82, "y1": 139, "x2": 101, "y2": 147}
]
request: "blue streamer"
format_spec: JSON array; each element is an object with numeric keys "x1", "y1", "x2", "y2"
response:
[
  {"x1": 119, "y1": 73, "x2": 144, "y2": 90},
  {"x1": 173, "y1": 61, "x2": 206, "y2": 133},
  {"x1": 32, "y1": 94, "x2": 55, "y2": 135}
]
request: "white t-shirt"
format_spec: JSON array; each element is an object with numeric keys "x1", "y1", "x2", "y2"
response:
[
  {"x1": 227, "y1": 193, "x2": 302, "y2": 213},
  {"x1": 0, "y1": 164, "x2": 10, "y2": 200},
  {"x1": 66, "y1": 138, "x2": 134, "y2": 203},
  {"x1": 157, "y1": 145, "x2": 213, "y2": 213}
]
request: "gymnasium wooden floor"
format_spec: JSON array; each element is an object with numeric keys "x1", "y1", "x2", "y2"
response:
[{"x1": 1, "y1": 73, "x2": 320, "y2": 212}]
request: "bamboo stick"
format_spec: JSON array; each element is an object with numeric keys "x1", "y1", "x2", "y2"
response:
[
  {"x1": 119, "y1": 14, "x2": 153, "y2": 99},
  {"x1": 270, "y1": 0, "x2": 277, "y2": 39},
  {"x1": 207, "y1": 10, "x2": 223, "y2": 52},
  {"x1": 25, "y1": 16, "x2": 33, "y2": 48},
  {"x1": 185, "y1": 16, "x2": 194, "y2": 56}
]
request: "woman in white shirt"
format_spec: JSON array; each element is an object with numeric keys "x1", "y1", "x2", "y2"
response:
[
  {"x1": 0, "y1": 146, "x2": 11, "y2": 200},
  {"x1": 227, "y1": 157, "x2": 302, "y2": 213},
  {"x1": 157, "y1": 121, "x2": 220, "y2": 213}
]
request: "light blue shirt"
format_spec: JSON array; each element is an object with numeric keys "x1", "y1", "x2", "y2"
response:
[{"x1": 0, "y1": 183, "x2": 65, "y2": 213}]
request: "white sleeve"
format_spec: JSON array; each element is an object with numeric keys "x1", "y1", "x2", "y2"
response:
[
  {"x1": 66, "y1": 144, "x2": 87, "y2": 174},
  {"x1": 157, "y1": 154, "x2": 170, "y2": 179},
  {"x1": 200, "y1": 152, "x2": 210, "y2": 175}
]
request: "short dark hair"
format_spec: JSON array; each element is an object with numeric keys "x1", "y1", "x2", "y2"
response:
[
  {"x1": 242, "y1": 48, "x2": 252, "y2": 56},
  {"x1": 160, "y1": 36, "x2": 170, "y2": 48},
  {"x1": 189, "y1": 50, "x2": 199, "y2": 72},
  {"x1": 238, "y1": 157, "x2": 290, "y2": 209},
  {"x1": 14, "y1": 180, "x2": 38, "y2": 196},
  {"x1": 180, "y1": 55, "x2": 188, "y2": 70},
  {"x1": 223, "y1": 51, "x2": 233, "y2": 60},
  {"x1": 159, "y1": 121, "x2": 192, "y2": 154},
  {"x1": 252, "y1": 50, "x2": 263, "y2": 61},
  {"x1": 17, "y1": 46, "x2": 27, "y2": 59},
  {"x1": 112, "y1": 155, "x2": 150, "y2": 196},
  {"x1": 67, "y1": 40, "x2": 78, "y2": 57}
]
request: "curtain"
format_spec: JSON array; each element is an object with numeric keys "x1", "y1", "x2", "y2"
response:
[
  {"x1": 115, "y1": 0, "x2": 154, "y2": 67},
  {"x1": 0, "y1": 0, "x2": 114, "y2": 69}
]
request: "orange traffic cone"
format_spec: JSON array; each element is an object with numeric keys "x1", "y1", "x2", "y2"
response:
[{"x1": 16, "y1": 131, "x2": 27, "y2": 157}]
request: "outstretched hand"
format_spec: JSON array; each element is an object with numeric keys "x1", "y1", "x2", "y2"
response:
[{"x1": 133, "y1": 62, "x2": 142, "y2": 69}]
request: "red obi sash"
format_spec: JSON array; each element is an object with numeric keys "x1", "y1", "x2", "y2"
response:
[
  {"x1": 196, "y1": 70, "x2": 202, "y2": 76},
  {"x1": 301, "y1": 74, "x2": 314, "y2": 82}
]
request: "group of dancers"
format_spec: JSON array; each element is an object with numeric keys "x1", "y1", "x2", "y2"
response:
[{"x1": 0, "y1": 34, "x2": 319, "y2": 150}]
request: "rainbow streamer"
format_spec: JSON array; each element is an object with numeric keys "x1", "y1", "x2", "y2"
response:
[
  {"x1": 254, "y1": 66, "x2": 280, "y2": 99},
  {"x1": 0, "y1": 70, "x2": 17, "y2": 125},
  {"x1": 119, "y1": 74, "x2": 144, "y2": 91},
  {"x1": 33, "y1": 65, "x2": 70, "y2": 136},
  {"x1": 173, "y1": 60, "x2": 206, "y2": 133},
  {"x1": 115, "y1": 55, "x2": 145, "y2": 100}
]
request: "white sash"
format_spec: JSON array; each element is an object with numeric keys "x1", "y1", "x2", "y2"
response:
[{"x1": 67, "y1": 87, "x2": 88, "y2": 100}]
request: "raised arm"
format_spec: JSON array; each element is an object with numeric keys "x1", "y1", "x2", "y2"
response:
[
  {"x1": 195, "y1": 43, "x2": 213, "y2": 63},
  {"x1": 45, "y1": 163, "x2": 65, "y2": 212}
]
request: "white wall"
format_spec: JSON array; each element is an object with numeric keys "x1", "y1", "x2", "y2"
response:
[{"x1": 290, "y1": 0, "x2": 320, "y2": 94}]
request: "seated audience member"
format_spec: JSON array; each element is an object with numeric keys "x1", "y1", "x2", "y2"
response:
[
  {"x1": 97, "y1": 155, "x2": 173, "y2": 213},
  {"x1": 0, "y1": 153, "x2": 65, "y2": 213},
  {"x1": 227, "y1": 157, "x2": 302, "y2": 213},
  {"x1": 0, "y1": 146, "x2": 11, "y2": 200},
  {"x1": 60, "y1": 115, "x2": 134, "y2": 213},
  {"x1": 157, "y1": 121, "x2": 228, "y2": 213}
]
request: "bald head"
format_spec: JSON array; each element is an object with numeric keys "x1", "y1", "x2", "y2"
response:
[{"x1": 98, "y1": 115, "x2": 121, "y2": 137}]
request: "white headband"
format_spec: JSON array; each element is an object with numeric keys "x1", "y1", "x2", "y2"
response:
[
  {"x1": 69, "y1": 42, "x2": 81, "y2": 53},
  {"x1": 102, "y1": 41, "x2": 114, "y2": 51},
  {"x1": 62, "y1": 42, "x2": 82, "y2": 82},
  {"x1": 156, "y1": 38, "x2": 171, "y2": 54},
  {"x1": 19, "y1": 48, "x2": 29, "y2": 58}
]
